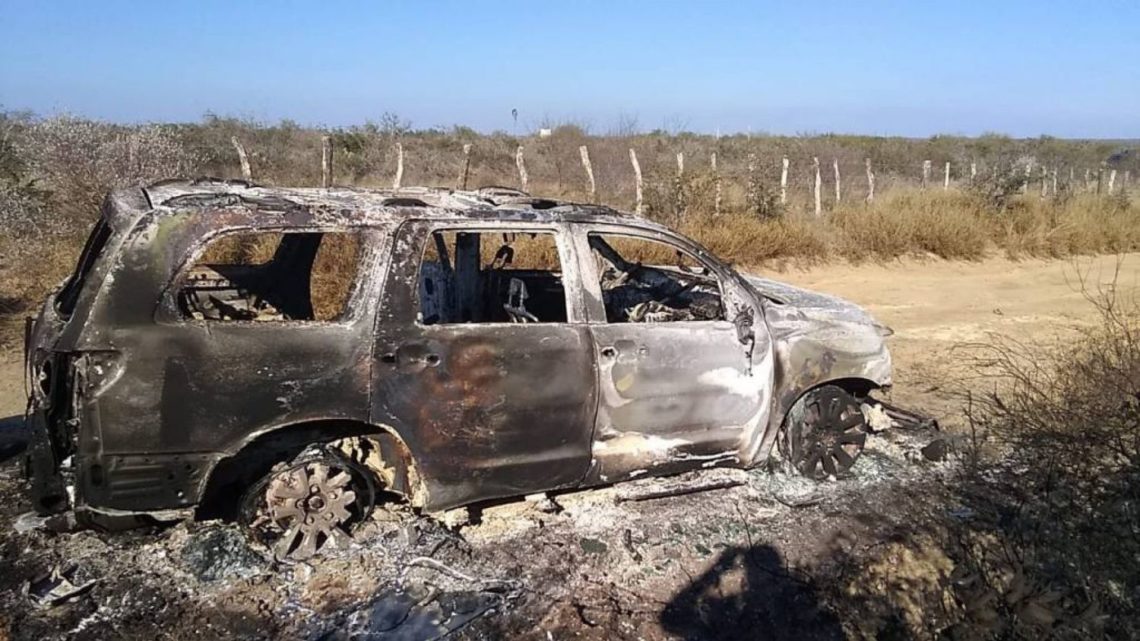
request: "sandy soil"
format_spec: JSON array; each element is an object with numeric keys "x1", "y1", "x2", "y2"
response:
[
  {"x1": 771, "y1": 253, "x2": 1134, "y2": 428},
  {"x1": 0, "y1": 254, "x2": 1134, "y2": 640}
]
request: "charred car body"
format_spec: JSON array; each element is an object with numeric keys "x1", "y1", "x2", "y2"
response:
[{"x1": 24, "y1": 179, "x2": 892, "y2": 557}]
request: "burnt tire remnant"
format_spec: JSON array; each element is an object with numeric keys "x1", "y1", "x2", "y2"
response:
[
  {"x1": 239, "y1": 446, "x2": 377, "y2": 560},
  {"x1": 781, "y1": 385, "x2": 868, "y2": 480}
]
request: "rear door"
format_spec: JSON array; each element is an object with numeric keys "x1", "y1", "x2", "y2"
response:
[
  {"x1": 574, "y1": 226, "x2": 773, "y2": 483},
  {"x1": 370, "y1": 220, "x2": 597, "y2": 510}
]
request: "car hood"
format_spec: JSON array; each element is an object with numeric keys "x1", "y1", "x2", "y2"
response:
[{"x1": 741, "y1": 273, "x2": 890, "y2": 332}]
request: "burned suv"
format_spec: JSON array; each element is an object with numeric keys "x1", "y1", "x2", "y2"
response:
[{"x1": 25, "y1": 179, "x2": 892, "y2": 558}]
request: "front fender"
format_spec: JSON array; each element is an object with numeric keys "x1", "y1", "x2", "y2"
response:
[{"x1": 755, "y1": 305, "x2": 892, "y2": 461}]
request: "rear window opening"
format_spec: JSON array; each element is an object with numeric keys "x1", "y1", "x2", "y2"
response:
[
  {"x1": 177, "y1": 231, "x2": 362, "y2": 322},
  {"x1": 418, "y1": 230, "x2": 567, "y2": 324}
]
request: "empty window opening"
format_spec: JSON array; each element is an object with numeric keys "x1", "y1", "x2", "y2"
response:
[
  {"x1": 588, "y1": 233, "x2": 724, "y2": 323},
  {"x1": 419, "y1": 230, "x2": 566, "y2": 324},
  {"x1": 178, "y1": 231, "x2": 362, "y2": 322}
]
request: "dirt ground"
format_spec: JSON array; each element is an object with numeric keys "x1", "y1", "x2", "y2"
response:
[{"x1": 0, "y1": 254, "x2": 1133, "y2": 640}]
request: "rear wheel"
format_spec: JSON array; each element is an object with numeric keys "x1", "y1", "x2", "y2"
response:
[
  {"x1": 239, "y1": 446, "x2": 376, "y2": 560},
  {"x1": 780, "y1": 385, "x2": 869, "y2": 479}
]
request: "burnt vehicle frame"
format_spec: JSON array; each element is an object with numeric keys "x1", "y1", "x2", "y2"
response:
[{"x1": 24, "y1": 179, "x2": 893, "y2": 555}]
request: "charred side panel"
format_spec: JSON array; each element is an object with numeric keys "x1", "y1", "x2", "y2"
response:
[{"x1": 68, "y1": 208, "x2": 387, "y2": 512}]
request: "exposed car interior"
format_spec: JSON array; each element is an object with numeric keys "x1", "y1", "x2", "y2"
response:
[
  {"x1": 177, "y1": 231, "x2": 361, "y2": 322},
  {"x1": 588, "y1": 233, "x2": 724, "y2": 323},
  {"x1": 418, "y1": 229, "x2": 568, "y2": 324}
]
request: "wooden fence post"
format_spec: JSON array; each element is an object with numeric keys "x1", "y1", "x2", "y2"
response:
[
  {"x1": 1096, "y1": 165, "x2": 1104, "y2": 194},
  {"x1": 865, "y1": 158, "x2": 875, "y2": 203},
  {"x1": 1085, "y1": 169, "x2": 1092, "y2": 192},
  {"x1": 231, "y1": 136, "x2": 252, "y2": 180},
  {"x1": 579, "y1": 145, "x2": 596, "y2": 202},
  {"x1": 922, "y1": 160, "x2": 931, "y2": 190},
  {"x1": 1051, "y1": 168, "x2": 1058, "y2": 196},
  {"x1": 392, "y1": 142, "x2": 404, "y2": 189},
  {"x1": 675, "y1": 152, "x2": 686, "y2": 218},
  {"x1": 515, "y1": 145, "x2": 529, "y2": 192},
  {"x1": 321, "y1": 135, "x2": 333, "y2": 188},
  {"x1": 629, "y1": 148, "x2": 644, "y2": 215},
  {"x1": 456, "y1": 143, "x2": 472, "y2": 190},
  {"x1": 1022, "y1": 161, "x2": 1032, "y2": 194},
  {"x1": 780, "y1": 156, "x2": 789, "y2": 205},
  {"x1": 1108, "y1": 169, "x2": 1117, "y2": 194},
  {"x1": 970, "y1": 161, "x2": 977, "y2": 182},
  {"x1": 833, "y1": 158, "x2": 841, "y2": 203},
  {"x1": 812, "y1": 156, "x2": 822, "y2": 216},
  {"x1": 746, "y1": 153, "x2": 758, "y2": 212},
  {"x1": 711, "y1": 151, "x2": 722, "y2": 215},
  {"x1": 944, "y1": 162, "x2": 950, "y2": 190}
]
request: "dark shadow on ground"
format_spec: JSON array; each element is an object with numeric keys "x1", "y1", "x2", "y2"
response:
[
  {"x1": 660, "y1": 544, "x2": 845, "y2": 641},
  {"x1": 0, "y1": 415, "x2": 27, "y2": 465}
]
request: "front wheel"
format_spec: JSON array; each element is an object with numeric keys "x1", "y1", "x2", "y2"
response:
[
  {"x1": 780, "y1": 385, "x2": 869, "y2": 479},
  {"x1": 239, "y1": 446, "x2": 376, "y2": 560}
]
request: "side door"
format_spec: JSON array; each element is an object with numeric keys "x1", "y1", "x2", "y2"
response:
[
  {"x1": 573, "y1": 225, "x2": 774, "y2": 483},
  {"x1": 370, "y1": 220, "x2": 597, "y2": 511}
]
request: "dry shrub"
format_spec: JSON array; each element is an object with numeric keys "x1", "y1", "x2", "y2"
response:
[
  {"x1": 0, "y1": 116, "x2": 203, "y2": 317},
  {"x1": 680, "y1": 214, "x2": 830, "y2": 266},
  {"x1": 955, "y1": 265, "x2": 1140, "y2": 633},
  {"x1": 832, "y1": 191, "x2": 990, "y2": 261},
  {"x1": 16, "y1": 115, "x2": 203, "y2": 228},
  {"x1": 997, "y1": 194, "x2": 1140, "y2": 259},
  {"x1": 968, "y1": 266, "x2": 1140, "y2": 477}
]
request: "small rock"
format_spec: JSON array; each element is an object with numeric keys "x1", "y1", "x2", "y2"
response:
[{"x1": 921, "y1": 438, "x2": 952, "y2": 462}]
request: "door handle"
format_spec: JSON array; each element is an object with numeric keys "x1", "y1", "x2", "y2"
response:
[{"x1": 600, "y1": 346, "x2": 617, "y2": 358}]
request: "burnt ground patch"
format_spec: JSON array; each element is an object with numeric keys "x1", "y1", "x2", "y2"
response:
[
  {"x1": 0, "y1": 421, "x2": 1126, "y2": 640},
  {"x1": 0, "y1": 424, "x2": 988, "y2": 641}
]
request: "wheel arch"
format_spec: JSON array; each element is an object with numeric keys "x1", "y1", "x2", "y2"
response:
[
  {"x1": 755, "y1": 375, "x2": 885, "y2": 463},
  {"x1": 196, "y1": 418, "x2": 425, "y2": 520}
]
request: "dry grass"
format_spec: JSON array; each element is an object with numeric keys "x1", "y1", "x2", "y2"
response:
[{"x1": 675, "y1": 190, "x2": 1140, "y2": 268}]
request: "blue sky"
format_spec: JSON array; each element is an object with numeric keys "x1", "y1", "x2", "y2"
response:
[{"x1": 1, "y1": 1, "x2": 1137, "y2": 137}]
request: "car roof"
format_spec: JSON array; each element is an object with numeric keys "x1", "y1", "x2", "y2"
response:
[{"x1": 124, "y1": 178, "x2": 660, "y2": 230}]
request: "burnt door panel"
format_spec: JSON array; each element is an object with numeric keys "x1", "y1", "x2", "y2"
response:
[
  {"x1": 372, "y1": 323, "x2": 596, "y2": 510},
  {"x1": 370, "y1": 221, "x2": 596, "y2": 511},
  {"x1": 573, "y1": 226, "x2": 774, "y2": 484},
  {"x1": 588, "y1": 321, "x2": 770, "y2": 482}
]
